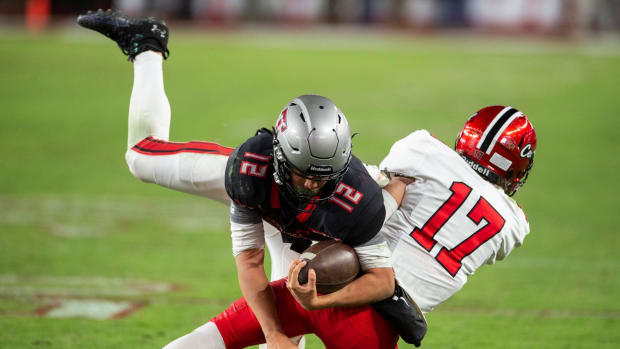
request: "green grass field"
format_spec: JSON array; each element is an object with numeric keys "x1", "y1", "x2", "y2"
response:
[{"x1": 1, "y1": 26, "x2": 619, "y2": 348}]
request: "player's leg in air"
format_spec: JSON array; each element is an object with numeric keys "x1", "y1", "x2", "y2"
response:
[
  {"x1": 78, "y1": 9, "x2": 231, "y2": 203},
  {"x1": 77, "y1": 9, "x2": 305, "y2": 348}
]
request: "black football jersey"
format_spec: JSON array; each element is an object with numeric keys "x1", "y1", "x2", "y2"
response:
[{"x1": 225, "y1": 129, "x2": 386, "y2": 252}]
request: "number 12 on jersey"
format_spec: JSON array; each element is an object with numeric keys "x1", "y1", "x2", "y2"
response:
[{"x1": 410, "y1": 182, "x2": 505, "y2": 277}]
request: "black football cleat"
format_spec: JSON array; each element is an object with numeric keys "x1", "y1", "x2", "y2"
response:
[{"x1": 77, "y1": 9, "x2": 169, "y2": 61}]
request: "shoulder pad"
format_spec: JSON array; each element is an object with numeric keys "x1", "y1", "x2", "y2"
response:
[
  {"x1": 255, "y1": 127, "x2": 273, "y2": 136},
  {"x1": 225, "y1": 132, "x2": 274, "y2": 208},
  {"x1": 335, "y1": 156, "x2": 386, "y2": 245},
  {"x1": 341, "y1": 156, "x2": 383, "y2": 204}
]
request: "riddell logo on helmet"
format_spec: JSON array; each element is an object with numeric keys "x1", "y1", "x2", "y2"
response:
[{"x1": 462, "y1": 156, "x2": 491, "y2": 177}]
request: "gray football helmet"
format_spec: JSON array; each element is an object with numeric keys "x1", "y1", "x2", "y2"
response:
[{"x1": 272, "y1": 94, "x2": 352, "y2": 202}]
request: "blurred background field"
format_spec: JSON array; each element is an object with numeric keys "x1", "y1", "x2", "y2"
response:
[{"x1": 1, "y1": 1, "x2": 620, "y2": 348}]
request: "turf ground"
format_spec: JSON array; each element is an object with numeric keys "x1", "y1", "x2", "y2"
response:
[{"x1": 1, "y1": 26, "x2": 619, "y2": 348}]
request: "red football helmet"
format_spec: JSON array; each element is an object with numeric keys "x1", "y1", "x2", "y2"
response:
[{"x1": 455, "y1": 105, "x2": 537, "y2": 196}]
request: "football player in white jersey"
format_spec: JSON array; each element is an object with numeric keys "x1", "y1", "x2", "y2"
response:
[
  {"x1": 77, "y1": 8, "x2": 537, "y2": 347},
  {"x1": 159, "y1": 106, "x2": 537, "y2": 349},
  {"x1": 379, "y1": 105, "x2": 536, "y2": 313}
]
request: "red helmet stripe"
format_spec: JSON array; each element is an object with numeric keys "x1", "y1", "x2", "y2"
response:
[{"x1": 477, "y1": 107, "x2": 518, "y2": 154}]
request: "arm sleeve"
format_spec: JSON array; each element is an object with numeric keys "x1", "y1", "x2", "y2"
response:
[
  {"x1": 230, "y1": 202, "x2": 265, "y2": 256},
  {"x1": 354, "y1": 232, "x2": 393, "y2": 271},
  {"x1": 348, "y1": 188, "x2": 392, "y2": 270},
  {"x1": 382, "y1": 188, "x2": 398, "y2": 223}
]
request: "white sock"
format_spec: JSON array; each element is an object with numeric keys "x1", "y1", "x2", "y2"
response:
[
  {"x1": 163, "y1": 321, "x2": 226, "y2": 349},
  {"x1": 128, "y1": 50, "x2": 171, "y2": 149}
]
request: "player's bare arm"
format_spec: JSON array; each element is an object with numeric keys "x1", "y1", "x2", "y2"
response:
[
  {"x1": 285, "y1": 175, "x2": 412, "y2": 311},
  {"x1": 235, "y1": 248, "x2": 297, "y2": 348},
  {"x1": 383, "y1": 175, "x2": 415, "y2": 206},
  {"x1": 229, "y1": 198, "x2": 297, "y2": 347},
  {"x1": 287, "y1": 259, "x2": 393, "y2": 310}
]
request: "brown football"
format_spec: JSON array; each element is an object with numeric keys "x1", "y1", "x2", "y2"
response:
[{"x1": 297, "y1": 240, "x2": 360, "y2": 294}]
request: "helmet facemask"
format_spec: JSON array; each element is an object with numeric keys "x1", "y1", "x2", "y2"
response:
[
  {"x1": 273, "y1": 137, "x2": 350, "y2": 206},
  {"x1": 506, "y1": 151, "x2": 535, "y2": 196}
]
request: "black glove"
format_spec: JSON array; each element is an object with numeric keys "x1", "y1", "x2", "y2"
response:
[{"x1": 372, "y1": 282, "x2": 427, "y2": 347}]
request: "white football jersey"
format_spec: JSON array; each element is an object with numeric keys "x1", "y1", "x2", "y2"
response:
[{"x1": 380, "y1": 130, "x2": 529, "y2": 313}]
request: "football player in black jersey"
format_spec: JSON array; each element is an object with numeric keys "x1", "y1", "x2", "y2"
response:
[
  {"x1": 222, "y1": 95, "x2": 416, "y2": 348},
  {"x1": 78, "y1": 11, "x2": 425, "y2": 348}
]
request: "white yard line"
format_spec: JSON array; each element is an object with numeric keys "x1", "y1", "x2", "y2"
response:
[
  {"x1": 0, "y1": 195, "x2": 230, "y2": 236},
  {"x1": 0, "y1": 275, "x2": 176, "y2": 297}
]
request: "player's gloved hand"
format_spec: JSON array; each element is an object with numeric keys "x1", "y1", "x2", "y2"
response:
[
  {"x1": 363, "y1": 163, "x2": 390, "y2": 188},
  {"x1": 372, "y1": 283, "x2": 427, "y2": 347},
  {"x1": 286, "y1": 259, "x2": 321, "y2": 311}
]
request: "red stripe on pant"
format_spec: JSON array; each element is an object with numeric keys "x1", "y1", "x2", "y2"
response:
[
  {"x1": 132, "y1": 136, "x2": 234, "y2": 156},
  {"x1": 211, "y1": 278, "x2": 399, "y2": 349}
]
